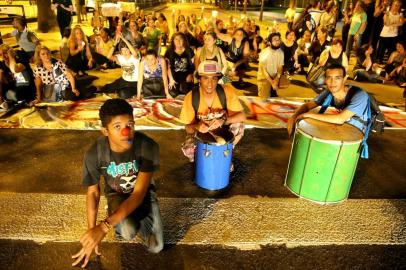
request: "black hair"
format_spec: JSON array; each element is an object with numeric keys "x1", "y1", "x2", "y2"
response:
[
  {"x1": 14, "y1": 16, "x2": 27, "y2": 28},
  {"x1": 397, "y1": 40, "x2": 405, "y2": 49},
  {"x1": 146, "y1": 48, "x2": 158, "y2": 57},
  {"x1": 325, "y1": 64, "x2": 346, "y2": 77},
  {"x1": 267, "y1": 32, "x2": 281, "y2": 42},
  {"x1": 118, "y1": 41, "x2": 129, "y2": 51},
  {"x1": 101, "y1": 27, "x2": 110, "y2": 36},
  {"x1": 99, "y1": 99, "x2": 133, "y2": 127}
]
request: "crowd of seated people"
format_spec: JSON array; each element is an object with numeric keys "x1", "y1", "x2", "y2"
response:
[{"x1": 0, "y1": 1, "x2": 405, "y2": 112}]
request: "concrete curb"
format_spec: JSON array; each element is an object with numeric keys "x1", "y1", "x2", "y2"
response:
[{"x1": 0, "y1": 192, "x2": 404, "y2": 248}]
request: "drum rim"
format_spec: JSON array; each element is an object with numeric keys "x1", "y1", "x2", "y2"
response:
[
  {"x1": 296, "y1": 128, "x2": 363, "y2": 145},
  {"x1": 284, "y1": 184, "x2": 348, "y2": 205},
  {"x1": 195, "y1": 132, "x2": 234, "y2": 146},
  {"x1": 196, "y1": 138, "x2": 234, "y2": 146}
]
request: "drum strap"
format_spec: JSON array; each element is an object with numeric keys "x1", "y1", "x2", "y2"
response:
[
  {"x1": 318, "y1": 86, "x2": 373, "y2": 159},
  {"x1": 192, "y1": 84, "x2": 227, "y2": 120},
  {"x1": 96, "y1": 133, "x2": 143, "y2": 170}
]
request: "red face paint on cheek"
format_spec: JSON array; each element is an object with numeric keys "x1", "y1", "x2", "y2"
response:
[{"x1": 121, "y1": 127, "x2": 130, "y2": 136}]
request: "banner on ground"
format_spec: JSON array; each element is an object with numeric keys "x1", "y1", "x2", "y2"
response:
[{"x1": 0, "y1": 95, "x2": 405, "y2": 130}]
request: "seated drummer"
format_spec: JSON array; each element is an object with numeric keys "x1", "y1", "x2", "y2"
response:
[
  {"x1": 287, "y1": 64, "x2": 370, "y2": 136},
  {"x1": 179, "y1": 60, "x2": 246, "y2": 163}
]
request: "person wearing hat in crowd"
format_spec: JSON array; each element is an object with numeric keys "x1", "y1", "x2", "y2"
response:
[{"x1": 179, "y1": 60, "x2": 246, "y2": 165}]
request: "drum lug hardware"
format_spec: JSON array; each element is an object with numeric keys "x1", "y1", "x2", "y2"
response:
[
  {"x1": 223, "y1": 150, "x2": 230, "y2": 157},
  {"x1": 204, "y1": 150, "x2": 211, "y2": 157}
]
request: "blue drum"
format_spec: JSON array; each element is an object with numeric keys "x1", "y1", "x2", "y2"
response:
[{"x1": 195, "y1": 130, "x2": 234, "y2": 190}]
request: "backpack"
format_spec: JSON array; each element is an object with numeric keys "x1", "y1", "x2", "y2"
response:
[
  {"x1": 96, "y1": 134, "x2": 142, "y2": 172},
  {"x1": 192, "y1": 84, "x2": 227, "y2": 119},
  {"x1": 96, "y1": 134, "x2": 152, "y2": 219},
  {"x1": 319, "y1": 85, "x2": 386, "y2": 158}
]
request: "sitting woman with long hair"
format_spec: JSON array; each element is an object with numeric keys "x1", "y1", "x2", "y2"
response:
[
  {"x1": 165, "y1": 32, "x2": 195, "y2": 97},
  {"x1": 195, "y1": 31, "x2": 228, "y2": 83},
  {"x1": 352, "y1": 44, "x2": 383, "y2": 83},
  {"x1": 0, "y1": 44, "x2": 35, "y2": 109},
  {"x1": 31, "y1": 46, "x2": 81, "y2": 105},
  {"x1": 137, "y1": 49, "x2": 170, "y2": 99},
  {"x1": 66, "y1": 25, "x2": 94, "y2": 77},
  {"x1": 214, "y1": 26, "x2": 250, "y2": 84}
]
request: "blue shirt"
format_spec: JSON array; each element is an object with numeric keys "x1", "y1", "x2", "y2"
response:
[{"x1": 313, "y1": 85, "x2": 370, "y2": 133}]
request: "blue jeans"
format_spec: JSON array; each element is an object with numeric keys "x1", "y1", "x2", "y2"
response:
[{"x1": 107, "y1": 190, "x2": 164, "y2": 253}]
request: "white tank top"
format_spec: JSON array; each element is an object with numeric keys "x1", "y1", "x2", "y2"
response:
[{"x1": 380, "y1": 11, "x2": 403, "y2": 37}]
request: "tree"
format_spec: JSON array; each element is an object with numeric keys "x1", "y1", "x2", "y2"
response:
[{"x1": 37, "y1": 0, "x2": 57, "y2": 32}]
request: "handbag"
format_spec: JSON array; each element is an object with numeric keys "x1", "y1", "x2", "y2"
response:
[{"x1": 278, "y1": 74, "x2": 290, "y2": 89}]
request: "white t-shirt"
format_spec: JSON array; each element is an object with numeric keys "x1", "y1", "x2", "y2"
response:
[
  {"x1": 117, "y1": 55, "x2": 139, "y2": 82},
  {"x1": 380, "y1": 11, "x2": 403, "y2": 37},
  {"x1": 257, "y1": 47, "x2": 284, "y2": 80}
]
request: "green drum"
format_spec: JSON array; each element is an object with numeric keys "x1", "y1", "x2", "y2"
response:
[{"x1": 285, "y1": 118, "x2": 364, "y2": 204}]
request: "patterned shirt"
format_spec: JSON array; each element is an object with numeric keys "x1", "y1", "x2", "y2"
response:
[{"x1": 33, "y1": 58, "x2": 70, "y2": 88}]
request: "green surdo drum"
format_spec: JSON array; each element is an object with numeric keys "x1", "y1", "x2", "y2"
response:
[{"x1": 285, "y1": 118, "x2": 364, "y2": 204}]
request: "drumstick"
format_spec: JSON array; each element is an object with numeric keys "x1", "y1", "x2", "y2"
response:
[{"x1": 208, "y1": 131, "x2": 227, "y2": 145}]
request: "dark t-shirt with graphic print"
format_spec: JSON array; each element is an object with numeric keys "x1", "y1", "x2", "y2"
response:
[
  {"x1": 82, "y1": 132, "x2": 159, "y2": 198},
  {"x1": 164, "y1": 48, "x2": 194, "y2": 82}
]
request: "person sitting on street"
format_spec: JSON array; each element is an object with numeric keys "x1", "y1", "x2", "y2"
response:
[
  {"x1": 195, "y1": 31, "x2": 228, "y2": 84},
  {"x1": 308, "y1": 26, "x2": 330, "y2": 64},
  {"x1": 122, "y1": 18, "x2": 146, "y2": 55},
  {"x1": 165, "y1": 32, "x2": 195, "y2": 97},
  {"x1": 295, "y1": 30, "x2": 312, "y2": 74},
  {"x1": 387, "y1": 58, "x2": 406, "y2": 87},
  {"x1": 137, "y1": 49, "x2": 170, "y2": 99},
  {"x1": 142, "y1": 15, "x2": 162, "y2": 53},
  {"x1": 155, "y1": 13, "x2": 170, "y2": 46},
  {"x1": 382, "y1": 41, "x2": 406, "y2": 80},
  {"x1": 193, "y1": 25, "x2": 205, "y2": 48},
  {"x1": 0, "y1": 16, "x2": 40, "y2": 63},
  {"x1": 100, "y1": 34, "x2": 140, "y2": 99},
  {"x1": 92, "y1": 28, "x2": 115, "y2": 70},
  {"x1": 91, "y1": 9, "x2": 105, "y2": 33},
  {"x1": 179, "y1": 60, "x2": 246, "y2": 163},
  {"x1": 281, "y1": 30, "x2": 299, "y2": 75},
  {"x1": 257, "y1": 32, "x2": 284, "y2": 99},
  {"x1": 66, "y1": 25, "x2": 94, "y2": 77},
  {"x1": 287, "y1": 64, "x2": 371, "y2": 138},
  {"x1": 0, "y1": 44, "x2": 35, "y2": 111},
  {"x1": 72, "y1": 98, "x2": 163, "y2": 268},
  {"x1": 318, "y1": 38, "x2": 349, "y2": 71},
  {"x1": 177, "y1": 21, "x2": 199, "y2": 50},
  {"x1": 352, "y1": 44, "x2": 383, "y2": 83},
  {"x1": 30, "y1": 46, "x2": 81, "y2": 105},
  {"x1": 214, "y1": 19, "x2": 229, "y2": 54},
  {"x1": 214, "y1": 26, "x2": 250, "y2": 85}
]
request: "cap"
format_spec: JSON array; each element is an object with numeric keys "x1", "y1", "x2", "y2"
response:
[{"x1": 197, "y1": 60, "x2": 222, "y2": 76}]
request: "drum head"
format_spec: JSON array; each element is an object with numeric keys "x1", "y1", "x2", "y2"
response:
[
  {"x1": 196, "y1": 128, "x2": 234, "y2": 145},
  {"x1": 297, "y1": 118, "x2": 364, "y2": 142}
]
